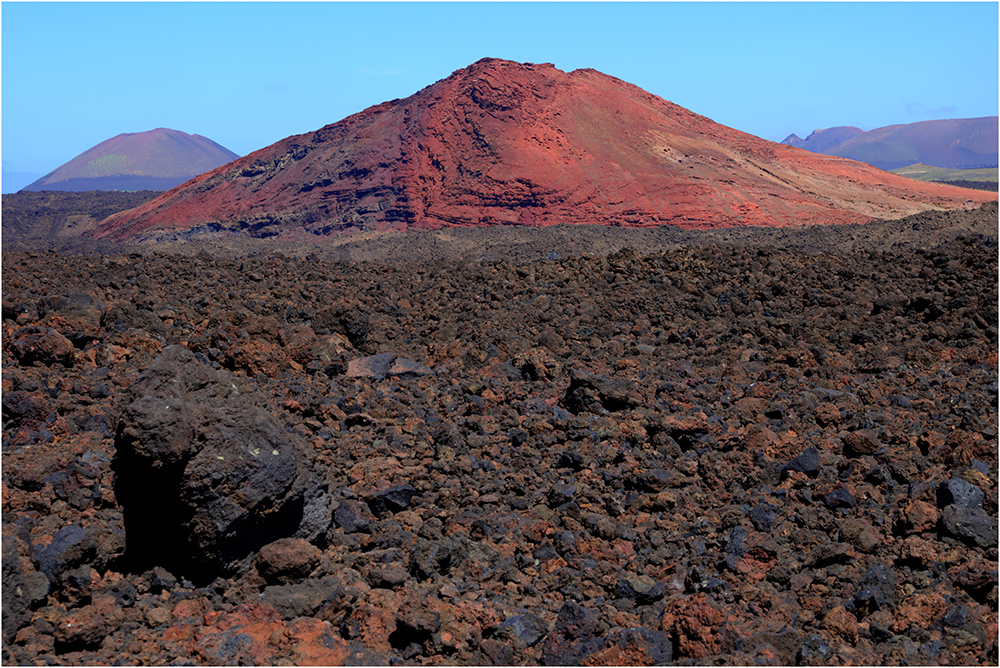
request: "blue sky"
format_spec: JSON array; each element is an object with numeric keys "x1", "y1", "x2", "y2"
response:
[{"x1": 3, "y1": 2, "x2": 998, "y2": 193}]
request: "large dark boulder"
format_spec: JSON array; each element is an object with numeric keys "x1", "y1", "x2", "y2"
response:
[
  {"x1": 496, "y1": 613, "x2": 551, "y2": 648},
  {"x1": 940, "y1": 506, "x2": 998, "y2": 549},
  {"x1": 937, "y1": 478, "x2": 985, "y2": 510},
  {"x1": 780, "y1": 446, "x2": 822, "y2": 479},
  {"x1": 34, "y1": 524, "x2": 101, "y2": 582},
  {"x1": 113, "y1": 345, "x2": 324, "y2": 581}
]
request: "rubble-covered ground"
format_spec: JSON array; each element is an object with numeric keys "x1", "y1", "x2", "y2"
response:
[{"x1": 2, "y1": 209, "x2": 998, "y2": 665}]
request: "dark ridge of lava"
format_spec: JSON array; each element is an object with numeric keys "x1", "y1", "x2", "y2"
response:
[{"x1": 88, "y1": 58, "x2": 996, "y2": 243}]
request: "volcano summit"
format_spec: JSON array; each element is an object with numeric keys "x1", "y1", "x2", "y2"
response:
[
  {"x1": 91, "y1": 59, "x2": 995, "y2": 242},
  {"x1": 23, "y1": 128, "x2": 239, "y2": 193}
]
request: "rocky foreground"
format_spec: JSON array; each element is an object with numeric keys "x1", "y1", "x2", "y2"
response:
[{"x1": 2, "y1": 214, "x2": 998, "y2": 665}]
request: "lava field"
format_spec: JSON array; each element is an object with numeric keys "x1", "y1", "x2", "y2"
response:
[{"x1": 2, "y1": 207, "x2": 998, "y2": 665}]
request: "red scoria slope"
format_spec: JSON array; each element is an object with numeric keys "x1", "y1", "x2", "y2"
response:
[{"x1": 89, "y1": 59, "x2": 996, "y2": 242}]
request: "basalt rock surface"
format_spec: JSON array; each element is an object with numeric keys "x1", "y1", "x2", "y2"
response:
[
  {"x1": 2, "y1": 211, "x2": 998, "y2": 665},
  {"x1": 113, "y1": 345, "x2": 325, "y2": 580}
]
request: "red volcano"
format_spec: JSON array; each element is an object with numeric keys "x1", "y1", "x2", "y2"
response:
[{"x1": 90, "y1": 59, "x2": 996, "y2": 242}]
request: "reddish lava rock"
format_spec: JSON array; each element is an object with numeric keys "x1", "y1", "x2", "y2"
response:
[
  {"x1": 255, "y1": 538, "x2": 323, "y2": 584},
  {"x1": 659, "y1": 593, "x2": 728, "y2": 660},
  {"x1": 843, "y1": 429, "x2": 881, "y2": 457},
  {"x1": 53, "y1": 595, "x2": 123, "y2": 652},
  {"x1": 8, "y1": 326, "x2": 77, "y2": 367},
  {"x1": 88, "y1": 59, "x2": 994, "y2": 243}
]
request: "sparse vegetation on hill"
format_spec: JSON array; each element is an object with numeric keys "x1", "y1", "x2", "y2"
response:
[
  {"x1": 932, "y1": 180, "x2": 998, "y2": 192},
  {"x1": 22, "y1": 128, "x2": 238, "y2": 192},
  {"x1": 893, "y1": 163, "x2": 998, "y2": 184},
  {"x1": 3, "y1": 193, "x2": 997, "y2": 261}
]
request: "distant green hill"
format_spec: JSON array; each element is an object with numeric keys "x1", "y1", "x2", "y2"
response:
[
  {"x1": 891, "y1": 163, "x2": 998, "y2": 192},
  {"x1": 892, "y1": 163, "x2": 997, "y2": 182}
]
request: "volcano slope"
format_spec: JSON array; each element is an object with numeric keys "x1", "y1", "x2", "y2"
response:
[
  {"x1": 23, "y1": 128, "x2": 239, "y2": 193},
  {"x1": 87, "y1": 58, "x2": 995, "y2": 243},
  {"x1": 2, "y1": 205, "x2": 998, "y2": 666}
]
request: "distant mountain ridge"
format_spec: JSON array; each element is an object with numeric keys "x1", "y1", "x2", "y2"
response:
[
  {"x1": 782, "y1": 117, "x2": 998, "y2": 171},
  {"x1": 23, "y1": 128, "x2": 239, "y2": 192},
  {"x1": 782, "y1": 126, "x2": 863, "y2": 153}
]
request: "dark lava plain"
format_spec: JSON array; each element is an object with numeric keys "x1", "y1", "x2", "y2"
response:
[{"x1": 2, "y1": 200, "x2": 998, "y2": 665}]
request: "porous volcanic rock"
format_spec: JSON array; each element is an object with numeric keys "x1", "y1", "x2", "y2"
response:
[
  {"x1": 88, "y1": 59, "x2": 995, "y2": 242},
  {"x1": 113, "y1": 345, "x2": 324, "y2": 580},
  {"x1": 1, "y1": 209, "x2": 997, "y2": 666}
]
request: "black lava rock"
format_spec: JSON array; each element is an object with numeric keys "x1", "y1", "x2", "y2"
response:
[
  {"x1": 780, "y1": 446, "x2": 821, "y2": 479},
  {"x1": 940, "y1": 506, "x2": 998, "y2": 548},
  {"x1": 497, "y1": 612, "x2": 551, "y2": 648},
  {"x1": 365, "y1": 484, "x2": 418, "y2": 518},
  {"x1": 113, "y1": 346, "x2": 320, "y2": 581},
  {"x1": 937, "y1": 478, "x2": 985, "y2": 510}
]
